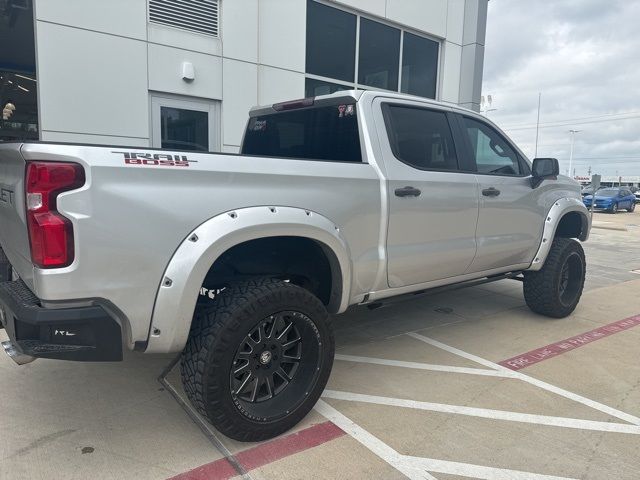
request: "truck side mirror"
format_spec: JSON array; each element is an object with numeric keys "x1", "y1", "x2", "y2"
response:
[{"x1": 531, "y1": 158, "x2": 559, "y2": 188}]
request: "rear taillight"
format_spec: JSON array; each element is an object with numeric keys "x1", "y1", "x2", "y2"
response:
[{"x1": 25, "y1": 162, "x2": 85, "y2": 268}]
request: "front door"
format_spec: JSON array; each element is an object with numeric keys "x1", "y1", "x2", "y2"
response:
[
  {"x1": 375, "y1": 100, "x2": 479, "y2": 288},
  {"x1": 455, "y1": 114, "x2": 545, "y2": 272}
]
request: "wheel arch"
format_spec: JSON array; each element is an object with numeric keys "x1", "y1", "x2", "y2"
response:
[
  {"x1": 527, "y1": 197, "x2": 591, "y2": 272},
  {"x1": 145, "y1": 206, "x2": 352, "y2": 354}
]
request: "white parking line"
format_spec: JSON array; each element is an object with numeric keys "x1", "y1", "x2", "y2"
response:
[
  {"x1": 407, "y1": 332, "x2": 640, "y2": 426},
  {"x1": 334, "y1": 354, "x2": 516, "y2": 378},
  {"x1": 315, "y1": 400, "x2": 439, "y2": 480},
  {"x1": 322, "y1": 390, "x2": 640, "y2": 435},
  {"x1": 316, "y1": 400, "x2": 577, "y2": 480},
  {"x1": 406, "y1": 456, "x2": 578, "y2": 480}
]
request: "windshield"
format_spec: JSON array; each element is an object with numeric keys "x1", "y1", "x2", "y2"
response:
[{"x1": 597, "y1": 189, "x2": 619, "y2": 197}]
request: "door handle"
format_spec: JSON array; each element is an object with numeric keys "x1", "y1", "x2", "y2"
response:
[
  {"x1": 482, "y1": 187, "x2": 501, "y2": 197},
  {"x1": 395, "y1": 186, "x2": 422, "y2": 198}
]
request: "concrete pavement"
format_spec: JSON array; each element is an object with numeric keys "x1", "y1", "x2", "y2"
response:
[{"x1": 1, "y1": 210, "x2": 639, "y2": 479}]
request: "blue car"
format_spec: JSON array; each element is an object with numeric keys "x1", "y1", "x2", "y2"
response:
[{"x1": 583, "y1": 187, "x2": 636, "y2": 213}]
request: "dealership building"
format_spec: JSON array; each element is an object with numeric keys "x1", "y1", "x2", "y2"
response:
[{"x1": 1, "y1": 0, "x2": 488, "y2": 153}]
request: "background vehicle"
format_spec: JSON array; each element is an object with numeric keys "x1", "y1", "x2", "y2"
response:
[
  {"x1": 583, "y1": 187, "x2": 636, "y2": 213},
  {"x1": 0, "y1": 91, "x2": 590, "y2": 441},
  {"x1": 581, "y1": 184, "x2": 599, "y2": 197}
]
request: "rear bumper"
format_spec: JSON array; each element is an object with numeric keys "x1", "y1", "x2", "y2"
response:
[{"x1": 0, "y1": 279, "x2": 122, "y2": 362}]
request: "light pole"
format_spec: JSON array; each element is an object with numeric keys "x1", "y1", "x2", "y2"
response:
[
  {"x1": 568, "y1": 129, "x2": 581, "y2": 178},
  {"x1": 534, "y1": 92, "x2": 542, "y2": 158},
  {"x1": 480, "y1": 95, "x2": 497, "y2": 116}
]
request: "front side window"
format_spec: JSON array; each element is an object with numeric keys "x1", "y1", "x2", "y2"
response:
[
  {"x1": 242, "y1": 104, "x2": 362, "y2": 162},
  {"x1": 384, "y1": 105, "x2": 458, "y2": 171},
  {"x1": 160, "y1": 107, "x2": 209, "y2": 151},
  {"x1": 306, "y1": 0, "x2": 357, "y2": 82},
  {"x1": 462, "y1": 117, "x2": 522, "y2": 176}
]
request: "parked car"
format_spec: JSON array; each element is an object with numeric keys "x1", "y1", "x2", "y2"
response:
[
  {"x1": 583, "y1": 187, "x2": 636, "y2": 213},
  {"x1": 0, "y1": 90, "x2": 591, "y2": 442},
  {"x1": 633, "y1": 188, "x2": 640, "y2": 204},
  {"x1": 581, "y1": 184, "x2": 599, "y2": 197}
]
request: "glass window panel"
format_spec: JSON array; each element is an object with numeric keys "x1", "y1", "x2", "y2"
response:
[
  {"x1": 401, "y1": 32, "x2": 438, "y2": 99},
  {"x1": 160, "y1": 107, "x2": 209, "y2": 151},
  {"x1": 358, "y1": 18, "x2": 400, "y2": 91},
  {"x1": 306, "y1": 0, "x2": 357, "y2": 82},
  {"x1": 242, "y1": 104, "x2": 362, "y2": 162},
  {"x1": 462, "y1": 117, "x2": 522, "y2": 175},
  {"x1": 305, "y1": 78, "x2": 352, "y2": 97},
  {"x1": 384, "y1": 105, "x2": 459, "y2": 171},
  {"x1": 1, "y1": 2, "x2": 38, "y2": 142}
]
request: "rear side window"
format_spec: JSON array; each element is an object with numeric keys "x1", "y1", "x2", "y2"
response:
[
  {"x1": 383, "y1": 105, "x2": 459, "y2": 171},
  {"x1": 241, "y1": 105, "x2": 362, "y2": 162},
  {"x1": 462, "y1": 116, "x2": 522, "y2": 176}
]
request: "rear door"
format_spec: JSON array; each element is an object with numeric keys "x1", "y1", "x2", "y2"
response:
[
  {"x1": 454, "y1": 114, "x2": 544, "y2": 272},
  {"x1": 374, "y1": 99, "x2": 479, "y2": 288}
]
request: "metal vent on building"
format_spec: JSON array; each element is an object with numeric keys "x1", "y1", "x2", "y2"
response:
[{"x1": 149, "y1": 0, "x2": 219, "y2": 37}]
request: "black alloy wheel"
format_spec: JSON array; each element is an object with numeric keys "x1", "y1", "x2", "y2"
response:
[{"x1": 230, "y1": 310, "x2": 322, "y2": 422}]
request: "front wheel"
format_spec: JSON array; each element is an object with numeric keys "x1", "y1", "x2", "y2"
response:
[
  {"x1": 180, "y1": 278, "x2": 334, "y2": 442},
  {"x1": 523, "y1": 238, "x2": 586, "y2": 318},
  {"x1": 610, "y1": 203, "x2": 619, "y2": 213}
]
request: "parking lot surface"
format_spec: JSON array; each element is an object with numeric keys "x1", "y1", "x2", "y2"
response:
[{"x1": 1, "y1": 211, "x2": 640, "y2": 480}]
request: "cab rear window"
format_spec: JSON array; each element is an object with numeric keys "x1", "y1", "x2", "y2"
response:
[{"x1": 241, "y1": 105, "x2": 362, "y2": 162}]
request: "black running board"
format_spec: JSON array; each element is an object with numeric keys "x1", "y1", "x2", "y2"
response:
[{"x1": 364, "y1": 272, "x2": 524, "y2": 310}]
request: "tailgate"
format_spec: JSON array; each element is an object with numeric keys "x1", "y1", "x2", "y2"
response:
[{"x1": 0, "y1": 144, "x2": 33, "y2": 285}]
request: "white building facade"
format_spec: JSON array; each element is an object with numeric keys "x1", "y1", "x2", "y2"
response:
[{"x1": 1, "y1": 0, "x2": 488, "y2": 153}]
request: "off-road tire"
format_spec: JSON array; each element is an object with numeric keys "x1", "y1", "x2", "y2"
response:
[
  {"x1": 523, "y1": 238, "x2": 585, "y2": 318},
  {"x1": 180, "y1": 278, "x2": 334, "y2": 442}
]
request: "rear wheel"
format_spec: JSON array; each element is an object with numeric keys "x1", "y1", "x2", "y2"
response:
[
  {"x1": 627, "y1": 203, "x2": 635, "y2": 213},
  {"x1": 523, "y1": 238, "x2": 585, "y2": 318},
  {"x1": 180, "y1": 278, "x2": 334, "y2": 442}
]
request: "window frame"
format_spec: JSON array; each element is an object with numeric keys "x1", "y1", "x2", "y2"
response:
[
  {"x1": 381, "y1": 102, "x2": 466, "y2": 174},
  {"x1": 150, "y1": 94, "x2": 221, "y2": 152},
  {"x1": 305, "y1": 0, "x2": 441, "y2": 100},
  {"x1": 454, "y1": 113, "x2": 532, "y2": 178}
]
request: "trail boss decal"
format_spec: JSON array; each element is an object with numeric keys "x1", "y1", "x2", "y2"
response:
[
  {"x1": 0, "y1": 185, "x2": 14, "y2": 207},
  {"x1": 112, "y1": 151, "x2": 198, "y2": 167}
]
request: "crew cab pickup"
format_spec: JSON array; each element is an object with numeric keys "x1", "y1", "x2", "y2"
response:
[{"x1": 0, "y1": 91, "x2": 590, "y2": 441}]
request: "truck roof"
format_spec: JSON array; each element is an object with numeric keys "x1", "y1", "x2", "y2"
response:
[{"x1": 250, "y1": 89, "x2": 484, "y2": 119}]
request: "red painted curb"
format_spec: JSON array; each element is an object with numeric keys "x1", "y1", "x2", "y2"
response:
[
  {"x1": 169, "y1": 421, "x2": 345, "y2": 480},
  {"x1": 499, "y1": 314, "x2": 640, "y2": 371}
]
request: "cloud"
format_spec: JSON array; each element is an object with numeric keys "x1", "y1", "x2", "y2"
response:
[{"x1": 482, "y1": 0, "x2": 640, "y2": 176}]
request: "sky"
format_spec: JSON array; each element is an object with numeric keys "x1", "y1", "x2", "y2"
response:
[{"x1": 482, "y1": 0, "x2": 640, "y2": 177}]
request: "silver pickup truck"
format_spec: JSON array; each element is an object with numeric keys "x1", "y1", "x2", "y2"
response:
[{"x1": 0, "y1": 91, "x2": 590, "y2": 441}]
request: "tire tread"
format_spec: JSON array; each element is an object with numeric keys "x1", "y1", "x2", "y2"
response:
[
  {"x1": 180, "y1": 278, "x2": 333, "y2": 441},
  {"x1": 523, "y1": 238, "x2": 586, "y2": 318}
]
